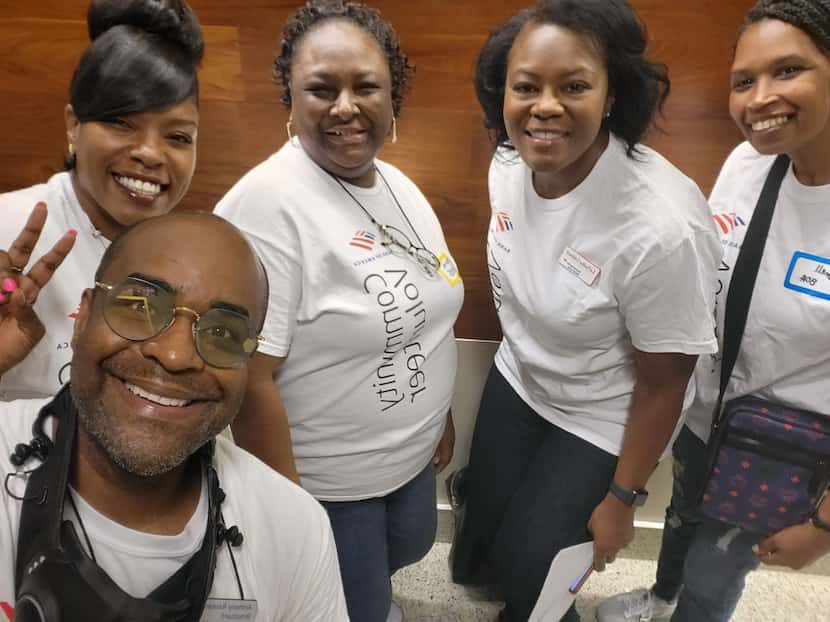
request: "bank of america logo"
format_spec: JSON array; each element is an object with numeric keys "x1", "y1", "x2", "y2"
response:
[
  {"x1": 349, "y1": 229, "x2": 376, "y2": 251},
  {"x1": 712, "y1": 212, "x2": 746, "y2": 235},
  {"x1": 496, "y1": 212, "x2": 513, "y2": 232}
]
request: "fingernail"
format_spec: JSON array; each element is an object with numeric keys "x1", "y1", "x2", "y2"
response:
[
  {"x1": 68, "y1": 229, "x2": 77, "y2": 236},
  {"x1": 2, "y1": 278, "x2": 17, "y2": 292}
]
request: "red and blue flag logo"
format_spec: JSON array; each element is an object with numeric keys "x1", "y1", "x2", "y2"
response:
[
  {"x1": 349, "y1": 229, "x2": 376, "y2": 251},
  {"x1": 496, "y1": 212, "x2": 513, "y2": 232},
  {"x1": 712, "y1": 212, "x2": 746, "y2": 235}
]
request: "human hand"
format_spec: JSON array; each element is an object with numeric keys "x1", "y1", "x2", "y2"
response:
[
  {"x1": 432, "y1": 410, "x2": 455, "y2": 473},
  {"x1": 587, "y1": 493, "x2": 635, "y2": 571},
  {"x1": 0, "y1": 202, "x2": 76, "y2": 375},
  {"x1": 753, "y1": 520, "x2": 830, "y2": 570}
]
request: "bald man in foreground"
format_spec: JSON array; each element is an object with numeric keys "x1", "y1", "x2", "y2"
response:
[{"x1": 0, "y1": 212, "x2": 348, "y2": 621}]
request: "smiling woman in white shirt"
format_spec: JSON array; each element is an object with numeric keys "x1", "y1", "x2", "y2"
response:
[
  {"x1": 448, "y1": 1, "x2": 721, "y2": 621},
  {"x1": 598, "y1": 2, "x2": 830, "y2": 622},
  {"x1": 0, "y1": 0, "x2": 203, "y2": 400},
  {"x1": 215, "y1": 2, "x2": 463, "y2": 621}
]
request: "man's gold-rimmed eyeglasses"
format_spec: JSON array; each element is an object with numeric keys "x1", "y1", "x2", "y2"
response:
[{"x1": 95, "y1": 276, "x2": 261, "y2": 368}]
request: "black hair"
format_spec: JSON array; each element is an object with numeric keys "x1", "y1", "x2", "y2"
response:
[
  {"x1": 475, "y1": 0, "x2": 670, "y2": 157},
  {"x1": 66, "y1": 0, "x2": 203, "y2": 167},
  {"x1": 740, "y1": 0, "x2": 830, "y2": 55},
  {"x1": 94, "y1": 214, "x2": 270, "y2": 333},
  {"x1": 273, "y1": 0, "x2": 414, "y2": 117}
]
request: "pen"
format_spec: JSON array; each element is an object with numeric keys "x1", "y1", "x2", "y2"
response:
[{"x1": 568, "y1": 565, "x2": 594, "y2": 594}]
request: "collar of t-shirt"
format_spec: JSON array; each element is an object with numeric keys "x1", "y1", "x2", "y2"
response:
[
  {"x1": 66, "y1": 474, "x2": 207, "y2": 560},
  {"x1": 56, "y1": 172, "x2": 111, "y2": 248},
  {"x1": 781, "y1": 165, "x2": 830, "y2": 206},
  {"x1": 524, "y1": 135, "x2": 621, "y2": 213}
]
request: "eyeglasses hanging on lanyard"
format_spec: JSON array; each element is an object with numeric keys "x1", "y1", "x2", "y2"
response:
[{"x1": 329, "y1": 167, "x2": 440, "y2": 278}]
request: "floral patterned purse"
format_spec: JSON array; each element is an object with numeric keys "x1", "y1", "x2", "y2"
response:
[
  {"x1": 700, "y1": 397, "x2": 830, "y2": 533},
  {"x1": 698, "y1": 155, "x2": 830, "y2": 534}
]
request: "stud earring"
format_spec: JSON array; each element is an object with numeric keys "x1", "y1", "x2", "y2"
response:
[{"x1": 390, "y1": 117, "x2": 398, "y2": 144}]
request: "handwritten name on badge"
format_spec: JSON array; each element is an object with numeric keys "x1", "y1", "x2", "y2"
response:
[
  {"x1": 784, "y1": 251, "x2": 830, "y2": 301},
  {"x1": 558, "y1": 246, "x2": 601, "y2": 287},
  {"x1": 201, "y1": 599, "x2": 258, "y2": 622}
]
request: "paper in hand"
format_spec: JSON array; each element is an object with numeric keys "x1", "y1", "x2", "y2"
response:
[{"x1": 528, "y1": 541, "x2": 594, "y2": 622}]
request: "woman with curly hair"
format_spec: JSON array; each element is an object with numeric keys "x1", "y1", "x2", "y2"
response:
[
  {"x1": 448, "y1": 1, "x2": 721, "y2": 620},
  {"x1": 599, "y1": 1, "x2": 830, "y2": 620},
  {"x1": 215, "y1": 2, "x2": 463, "y2": 620}
]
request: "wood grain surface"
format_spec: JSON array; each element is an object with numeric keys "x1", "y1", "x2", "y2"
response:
[{"x1": 0, "y1": 0, "x2": 755, "y2": 339}]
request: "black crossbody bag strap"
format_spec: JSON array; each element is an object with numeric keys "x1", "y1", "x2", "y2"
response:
[{"x1": 714, "y1": 154, "x2": 790, "y2": 427}]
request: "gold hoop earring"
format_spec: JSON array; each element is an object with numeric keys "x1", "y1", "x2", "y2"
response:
[
  {"x1": 68, "y1": 143, "x2": 74, "y2": 155},
  {"x1": 286, "y1": 117, "x2": 294, "y2": 143},
  {"x1": 390, "y1": 117, "x2": 398, "y2": 144}
]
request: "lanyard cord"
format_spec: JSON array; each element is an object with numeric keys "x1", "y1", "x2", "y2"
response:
[
  {"x1": 327, "y1": 165, "x2": 428, "y2": 249},
  {"x1": 375, "y1": 167, "x2": 428, "y2": 249},
  {"x1": 220, "y1": 509, "x2": 245, "y2": 600},
  {"x1": 68, "y1": 488, "x2": 97, "y2": 564}
]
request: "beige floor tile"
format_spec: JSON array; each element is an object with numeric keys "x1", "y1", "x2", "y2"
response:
[{"x1": 392, "y1": 541, "x2": 830, "y2": 621}]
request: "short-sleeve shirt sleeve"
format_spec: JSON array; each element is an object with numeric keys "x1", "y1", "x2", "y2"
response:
[
  {"x1": 620, "y1": 229, "x2": 719, "y2": 354},
  {"x1": 215, "y1": 167, "x2": 302, "y2": 358}
]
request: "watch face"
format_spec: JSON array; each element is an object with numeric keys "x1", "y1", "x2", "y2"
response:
[{"x1": 632, "y1": 491, "x2": 648, "y2": 507}]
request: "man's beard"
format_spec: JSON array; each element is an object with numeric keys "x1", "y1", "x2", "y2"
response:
[{"x1": 70, "y1": 381, "x2": 222, "y2": 478}]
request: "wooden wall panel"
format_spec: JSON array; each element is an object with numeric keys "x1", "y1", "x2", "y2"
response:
[{"x1": 0, "y1": 0, "x2": 755, "y2": 340}]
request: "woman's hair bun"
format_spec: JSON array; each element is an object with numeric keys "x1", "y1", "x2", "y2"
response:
[{"x1": 86, "y1": 0, "x2": 204, "y2": 64}]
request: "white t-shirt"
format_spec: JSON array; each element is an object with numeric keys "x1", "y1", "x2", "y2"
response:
[
  {"x1": 686, "y1": 142, "x2": 830, "y2": 441},
  {"x1": 488, "y1": 137, "x2": 720, "y2": 455},
  {"x1": 216, "y1": 143, "x2": 464, "y2": 501},
  {"x1": 0, "y1": 173, "x2": 109, "y2": 400},
  {"x1": 0, "y1": 397, "x2": 349, "y2": 621}
]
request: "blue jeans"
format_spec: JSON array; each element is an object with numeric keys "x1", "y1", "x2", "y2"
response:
[
  {"x1": 652, "y1": 425, "x2": 708, "y2": 602},
  {"x1": 451, "y1": 366, "x2": 617, "y2": 622},
  {"x1": 321, "y1": 463, "x2": 437, "y2": 622},
  {"x1": 651, "y1": 425, "x2": 763, "y2": 622},
  {"x1": 670, "y1": 521, "x2": 762, "y2": 622}
]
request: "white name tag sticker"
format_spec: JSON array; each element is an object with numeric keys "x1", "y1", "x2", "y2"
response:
[
  {"x1": 201, "y1": 599, "x2": 258, "y2": 622},
  {"x1": 558, "y1": 246, "x2": 601, "y2": 286},
  {"x1": 784, "y1": 251, "x2": 830, "y2": 301}
]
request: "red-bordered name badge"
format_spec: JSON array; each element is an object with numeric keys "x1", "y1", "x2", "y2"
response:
[{"x1": 558, "y1": 246, "x2": 600, "y2": 286}]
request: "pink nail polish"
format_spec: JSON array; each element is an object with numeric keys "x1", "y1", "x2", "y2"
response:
[
  {"x1": 2, "y1": 278, "x2": 17, "y2": 293},
  {"x1": 68, "y1": 229, "x2": 78, "y2": 236}
]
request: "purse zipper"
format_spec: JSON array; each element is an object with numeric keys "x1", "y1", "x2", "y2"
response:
[{"x1": 724, "y1": 431, "x2": 830, "y2": 494}]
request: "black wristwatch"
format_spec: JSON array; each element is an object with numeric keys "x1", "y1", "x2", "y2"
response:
[{"x1": 609, "y1": 479, "x2": 649, "y2": 507}]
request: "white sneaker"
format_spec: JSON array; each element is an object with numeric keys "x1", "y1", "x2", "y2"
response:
[
  {"x1": 386, "y1": 600, "x2": 404, "y2": 622},
  {"x1": 596, "y1": 588, "x2": 676, "y2": 622}
]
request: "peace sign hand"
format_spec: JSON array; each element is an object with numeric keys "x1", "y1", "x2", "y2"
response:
[{"x1": 0, "y1": 202, "x2": 77, "y2": 377}]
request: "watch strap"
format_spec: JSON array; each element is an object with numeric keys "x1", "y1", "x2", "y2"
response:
[{"x1": 609, "y1": 479, "x2": 648, "y2": 507}]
